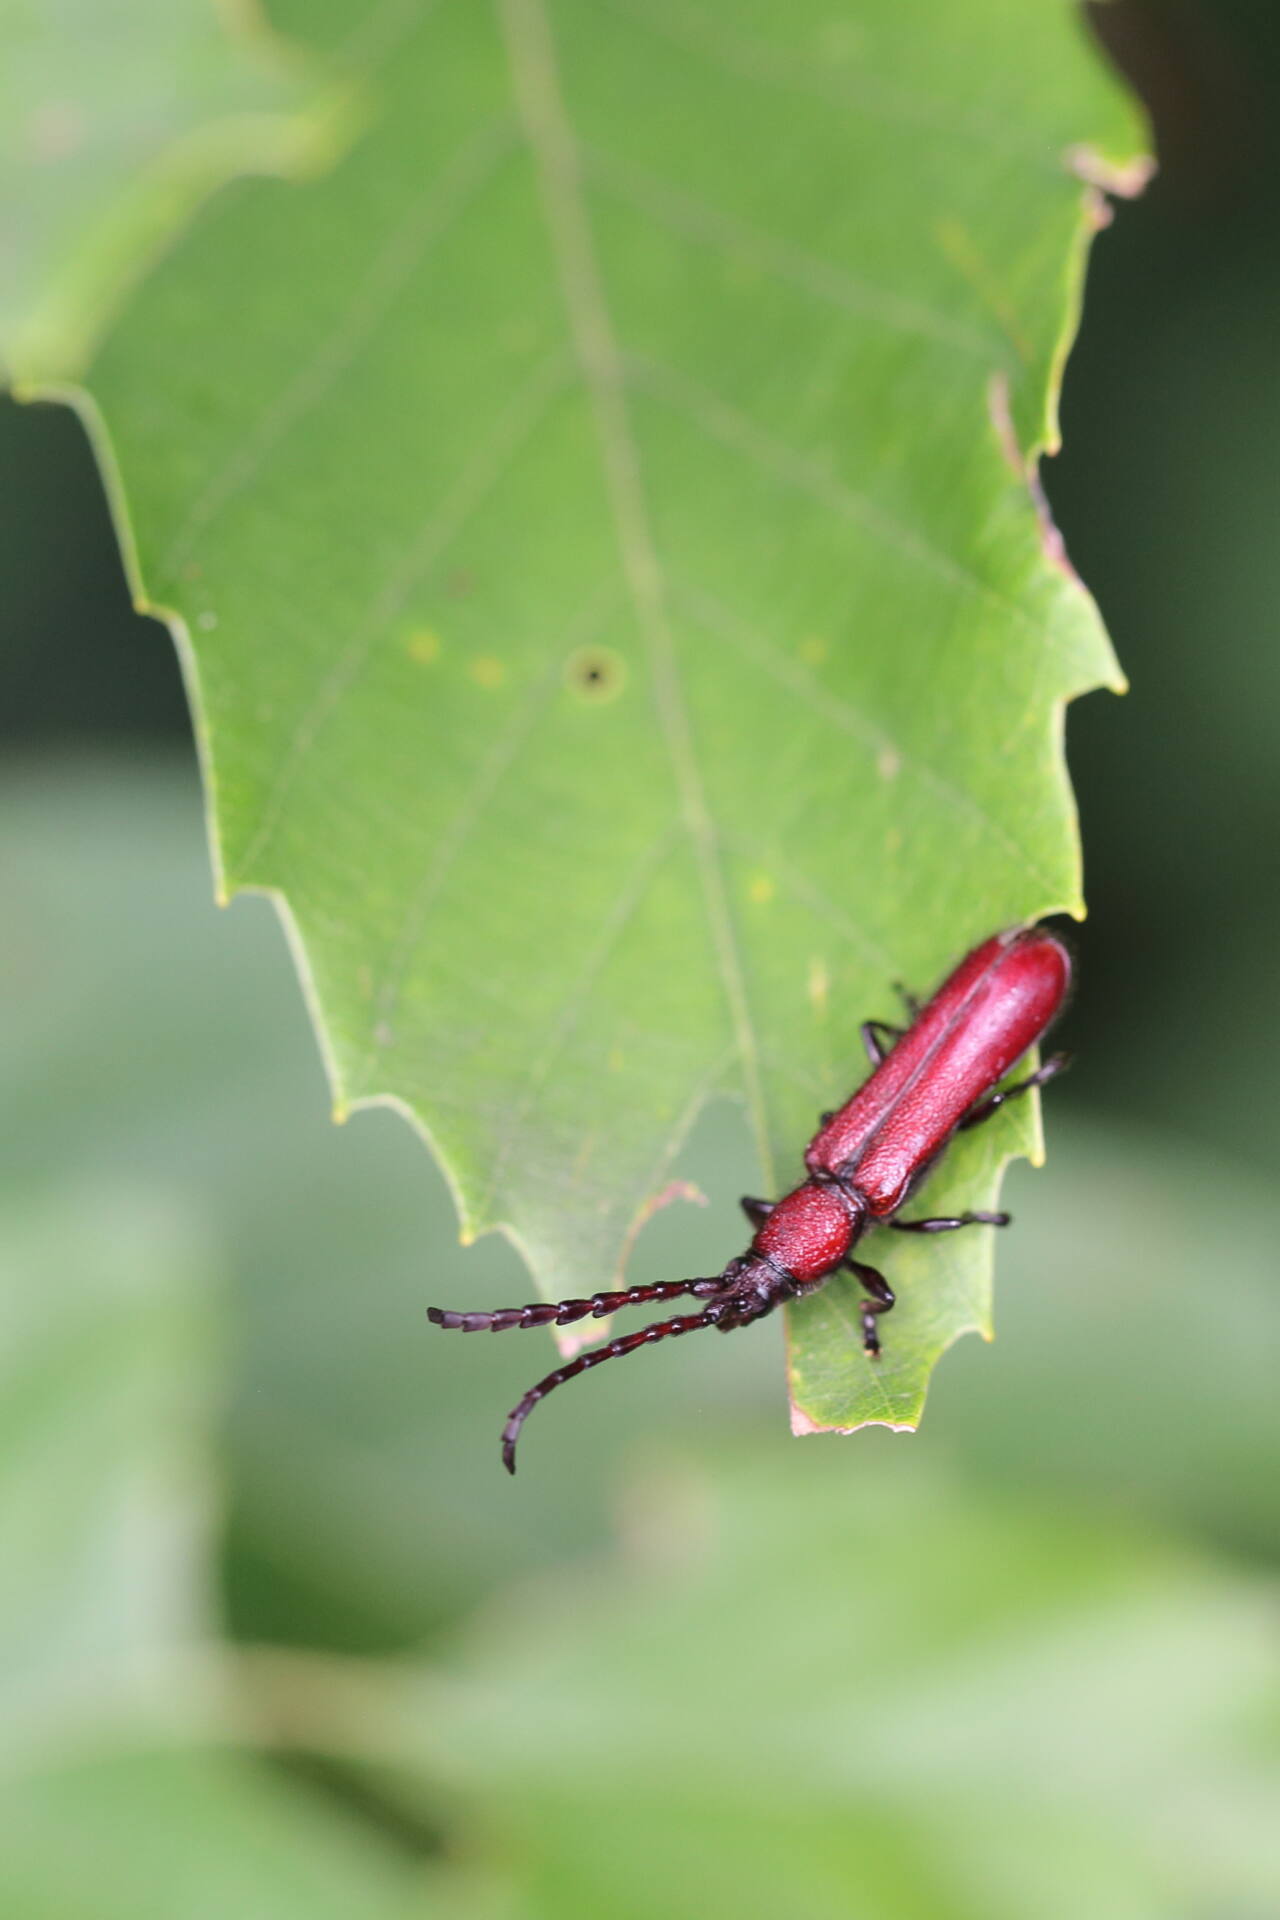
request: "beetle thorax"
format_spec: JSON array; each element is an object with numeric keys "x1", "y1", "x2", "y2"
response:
[{"x1": 750, "y1": 1180, "x2": 864, "y2": 1286}]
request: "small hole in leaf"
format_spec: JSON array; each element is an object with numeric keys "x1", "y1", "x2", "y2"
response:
[{"x1": 565, "y1": 645, "x2": 626, "y2": 703}]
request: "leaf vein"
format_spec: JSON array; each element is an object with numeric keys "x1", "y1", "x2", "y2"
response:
[
  {"x1": 498, "y1": 0, "x2": 774, "y2": 1194},
  {"x1": 601, "y1": 0, "x2": 1056, "y2": 165},
  {"x1": 474, "y1": 820, "x2": 686, "y2": 1226},
  {"x1": 583, "y1": 144, "x2": 996, "y2": 358},
  {"x1": 231, "y1": 346, "x2": 573, "y2": 878},
  {"x1": 160, "y1": 115, "x2": 520, "y2": 586},
  {"x1": 683, "y1": 582, "x2": 1059, "y2": 893},
  {"x1": 628, "y1": 353, "x2": 1038, "y2": 633},
  {"x1": 720, "y1": 834, "x2": 893, "y2": 972},
  {"x1": 355, "y1": 583, "x2": 621, "y2": 1086}
]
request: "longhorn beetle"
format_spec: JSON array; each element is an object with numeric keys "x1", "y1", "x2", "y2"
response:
[{"x1": 429, "y1": 925, "x2": 1072, "y2": 1472}]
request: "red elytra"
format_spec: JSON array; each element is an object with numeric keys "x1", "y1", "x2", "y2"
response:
[{"x1": 429, "y1": 925, "x2": 1072, "y2": 1473}]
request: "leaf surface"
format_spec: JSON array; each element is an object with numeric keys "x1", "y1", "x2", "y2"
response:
[{"x1": 71, "y1": 0, "x2": 1144, "y2": 1427}]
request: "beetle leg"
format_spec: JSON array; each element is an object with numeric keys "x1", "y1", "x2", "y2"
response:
[
  {"x1": 889, "y1": 1210, "x2": 1010, "y2": 1234},
  {"x1": 739, "y1": 1195, "x2": 775, "y2": 1228},
  {"x1": 860, "y1": 1018, "x2": 905, "y2": 1066},
  {"x1": 893, "y1": 981, "x2": 922, "y2": 1021},
  {"x1": 845, "y1": 1258, "x2": 895, "y2": 1356},
  {"x1": 958, "y1": 1051, "x2": 1071, "y2": 1131}
]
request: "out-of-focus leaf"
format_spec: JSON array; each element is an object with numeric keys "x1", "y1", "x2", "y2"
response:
[
  {"x1": 0, "y1": 1169, "x2": 491, "y2": 1917},
  {"x1": 0, "y1": 1188, "x2": 219, "y2": 1755},
  {"x1": 350, "y1": 1451, "x2": 1280, "y2": 1920},
  {"x1": 0, "y1": 0, "x2": 338, "y2": 383},
  {"x1": 930, "y1": 1115, "x2": 1280, "y2": 1560},
  {"x1": 0, "y1": 1747, "x2": 492, "y2": 1920},
  {"x1": 71, "y1": 0, "x2": 1144, "y2": 1429}
]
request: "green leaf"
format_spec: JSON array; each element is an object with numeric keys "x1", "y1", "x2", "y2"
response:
[
  {"x1": 0, "y1": 1175, "x2": 494, "y2": 1918},
  {"x1": 932, "y1": 1117, "x2": 1280, "y2": 1561},
  {"x1": 274, "y1": 1452, "x2": 1280, "y2": 1920},
  {"x1": 68, "y1": 1, "x2": 1143, "y2": 1429},
  {"x1": 0, "y1": 0, "x2": 340, "y2": 384},
  {"x1": 0, "y1": 1189, "x2": 219, "y2": 1748},
  {"x1": 0, "y1": 1748, "x2": 491, "y2": 1920}
]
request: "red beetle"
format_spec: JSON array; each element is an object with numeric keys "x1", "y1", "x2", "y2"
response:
[{"x1": 430, "y1": 925, "x2": 1071, "y2": 1472}]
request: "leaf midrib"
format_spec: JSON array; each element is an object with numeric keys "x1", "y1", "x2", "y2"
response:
[{"x1": 497, "y1": 0, "x2": 775, "y2": 1191}]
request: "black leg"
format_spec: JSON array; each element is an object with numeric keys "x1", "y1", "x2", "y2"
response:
[
  {"x1": 861, "y1": 1018, "x2": 905, "y2": 1066},
  {"x1": 894, "y1": 982, "x2": 921, "y2": 1021},
  {"x1": 846, "y1": 1258, "x2": 895, "y2": 1357},
  {"x1": 889, "y1": 1209, "x2": 1010, "y2": 1234},
  {"x1": 740, "y1": 1195, "x2": 774, "y2": 1229},
  {"x1": 959, "y1": 1051, "x2": 1071, "y2": 1131}
]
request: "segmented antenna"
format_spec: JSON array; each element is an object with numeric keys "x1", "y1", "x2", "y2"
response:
[
  {"x1": 427, "y1": 1276, "x2": 718, "y2": 1335},
  {"x1": 500, "y1": 1303, "x2": 729, "y2": 1473}
]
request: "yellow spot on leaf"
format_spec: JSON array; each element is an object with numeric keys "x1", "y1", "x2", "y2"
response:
[
  {"x1": 799, "y1": 635, "x2": 828, "y2": 666},
  {"x1": 878, "y1": 745, "x2": 901, "y2": 779},
  {"x1": 405, "y1": 627, "x2": 441, "y2": 665},
  {"x1": 749, "y1": 873, "x2": 775, "y2": 906},
  {"x1": 808, "y1": 957, "x2": 830, "y2": 1019},
  {"x1": 608, "y1": 1046, "x2": 625, "y2": 1072},
  {"x1": 470, "y1": 655, "x2": 505, "y2": 689}
]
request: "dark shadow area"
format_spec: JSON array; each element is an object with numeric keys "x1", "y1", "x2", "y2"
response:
[
  {"x1": 0, "y1": 392, "x2": 188, "y2": 744},
  {"x1": 1046, "y1": 0, "x2": 1280, "y2": 1169}
]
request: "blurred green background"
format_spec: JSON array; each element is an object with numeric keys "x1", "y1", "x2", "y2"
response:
[{"x1": 3, "y1": 4, "x2": 1279, "y2": 1916}]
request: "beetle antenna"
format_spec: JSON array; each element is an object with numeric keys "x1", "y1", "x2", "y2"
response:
[
  {"x1": 428, "y1": 1276, "x2": 721, "y2": 1336},
  {"x1": 501, "y1": 1301, "x2": 730, "y2": 1474}
]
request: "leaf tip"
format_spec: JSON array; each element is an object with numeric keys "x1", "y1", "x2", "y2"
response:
[{"x1": 1063, "y1": 142, "x2": 1157, "y2": 201}]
